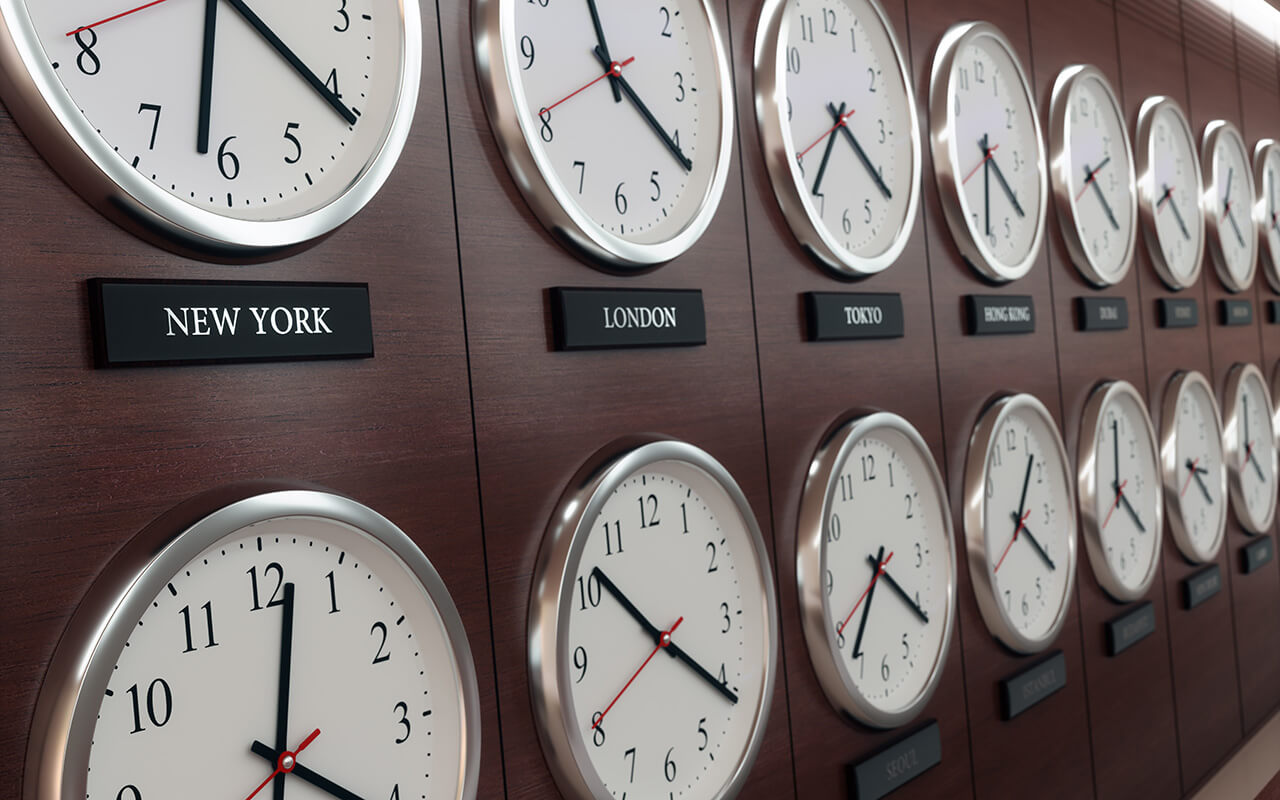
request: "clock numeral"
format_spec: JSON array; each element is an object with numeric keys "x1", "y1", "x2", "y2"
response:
[
  {"x1": 614, "y1": 182, "x2": 628, "y2": 215},
  {"x1": 371, "y1": 621, "x2": 392, "y2": 664},
  {"x1": 828, "y1": 512, "x2": 842, "y2": 542},
  {"x1": 659, "y1": 6, "x2": 672, "y2": 37},
  {"x1": 838, "y1": 472, "x2": 853, "y2": 501},
  {"x1": 603, "y1": 519, "x2": 624, "y2": 556},
  {"x1": 901, "y1": 633, "x2": 910, "y2": 659},
  {"x1": 126, "y1": 678, "x2": 172, "y2": 734},
  {"x1": 325, "y1": 570, "x2": 340, "y2": 614},
  {"x1": 717, "y1": 662, "x2": 728, "y2": 685},
  {"x1": 673, "y1": 71, "x2": 685, "y2": 103},
  {"x1": 719, "y1": 602, "x2": 731, "y2": 633},
  {"x1": 849, "y1": 26, "x2": 857, "y2": 53},
  {"x1": 861, "y1": 454, "x2": 876, "y2": 482},
  {"x1": 325, "y1": 68, "x2": 343, "y2": 99},
  {"x1": 786, "y1": 46, "x2": 801, "y2": 75},
  {"x1": 904, "y1": 491, "x2": 917, "y2": 520},
  {"x1": 664, "y1": 747, "x2": 678, "y2": 782},
  {"x1": 799, "y1": 14, "x2": 814, "y2": 43},
  {"x1": 1021, "y1": 594, "x2": 1030, "y2": 616},
  {"x1": 283, "y1": 122, "x2": 303, "y2": 164},
  {"x1": 247, "y1": 562, "x2": 285, "y2": 611},
  {"x1": 680, "y1": 502, "x2": 689, "y2": 534},
  {"x1": 881, "y1": 654, "x2": 890, "y2": 680},
  {"x1": 637, "y1": 493, "x2": 659, "y2": 528},
  {"x1": 591, "y1": 712, "x2": 607, "y2": 746},
  {"x1": 577, "y1": 572, "x2": 602, "y2": 610},
  {"x1": 74, "y1": 28, "x2": 101, "y2": 76},
  {"x1": 116, "y1": 787, "x2": 142, "y2": 800},
  {"x1": 705, "y1": 540, "x2": 719, "y2": 573},
  {"x1": 824, "y1": 569, "x2": 834, "y2": 596},
  {"x1": 538, "y1": 108, "x2": 554, "y2": 143},
  {"x1": 958, "y1": 67, "x2": 970, "y2": 92},
  {"x1": 519, "y1": 35, "x2": 536, "y2": 70},
  {"x1": 137, "y1": 103, "x2": 161, "y2": 151},
  {"x1": 527, "y1": 0, "x2": 550, "y2": 6},
  {"x1": 867, "y1": 66, "x2": 879, "y2": 93},
  {"x1": 389, "y1": 786, "x2": 400, "y2": 800},
  {"x1": 572, "y1": 160, "x2": 586, "y2": 194},
  {"x1": 392, "y1": 701, "x2": 411, "y2": 744},
  {"x1": 179, "y1": 601, "x2": 218, "y2": 653},
  {"x1": 334, "y1": 0, "x2": 350, "y2": 32},
  {"x1": 842, "y1": 208, "x2": 852, "y2": 234},
  {"x1": 217, "y1": 136, "x2": 241, "y2": 181},
  {"x1": 573, "y1": 645, "x2": 589, "y2": 682},
  {"x1": 821, "y1": 7, "x2": 837, "y2": 35}
]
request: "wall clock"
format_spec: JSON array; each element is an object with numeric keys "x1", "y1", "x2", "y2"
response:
[
  {"x1": 1160, "y1": 370, "x2": 1228, "y2": 564},
  {"x1": 1134, "y1": 96, "x2": 1205, "y2": 291},
  {"x1": 963, "y1": 393, "x2": 1077, "y2": 654},
  {"x1": 1252, "y1": 138, "x2": 1280, "y2": 293},
  {"x1": 0, "y1": 0, "x2": 422, "y2": 259},
  {"x1": 1048, "y1": 65, "x2": 1138, "y2": 288},
  {"x1": 25, "y1": 486, "x2": 482, "y2": 800},
  {"x1": 1201, "y1": 120, "x2": 1258, "y2": 292},
  {"x1": 929, "y1": 21, "x2": 1048, "y2": 283},
  {"x1": 796, "y1": 412, "x2": 956, "y2": 728},
  {"x1": 529, "y1": 436, "x2": 778, "y2": 799},
  {"x1": 753, "y1": 0, "x2": 921, "y2": 278},
  {"x1": 1222, "y1": 362, "x2": 1277, "y2": 534},
  {"x1": 473, "y1": 0, "x2": 735, "y2": 272},
  {"x1": 1077, "y1": 380, "x2": 1163, "y2": 602}
]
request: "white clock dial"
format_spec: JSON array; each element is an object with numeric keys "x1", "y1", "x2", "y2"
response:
[
  {"x1": 930, "y1": 22, "x2": 1047, "y2": 283},
  {"x1": 474, "y1": 0, "x2": 734, "y2": 270},
  {"x1": 1079, "y1": 381, "x2": 1163, "y2": 602},
  {"x1": 1136, "y1": 97, "x2": 1205, "y2": 290},
  {"x1": 1203, "y1": 121, "x2": 1258, "y2": 292},
  {"x1": 965, "y1": 394, "x2": 1077, "y2": 653},
  {"x1": 1161, "y1": 371, "x2": 1228, "y2": 564},
  {"x1": 1252, "y1": 140, "x2": 1280, "y2": 293},
  {"x1": 1049, "y1": 66, "x2": 1137, "y2": 287},
  {"x1": 754, "y1": 0, "x2": 920, "y2": 277},
  {"x1": 530, "y1": 440, "x2": 777, "y2": 800},
  {"x1": 1224, "y1": 363, "x2": 1278, "y2": 534},
  {"x1": 797, "y1": 413, "x2": 956, "y2": 729},
  {"x1": 0, "y1": 0, "x2": 420, "y2": 255},
  {"x1": 26, "y1": 490, "x2": 481, "y2": 800}
]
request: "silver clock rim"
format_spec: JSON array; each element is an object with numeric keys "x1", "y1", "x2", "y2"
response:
[
  {"x1": 1076, "y1": 380, "x2": 1164, "y2": 603},
  {"x1": 527, "y1": 436, "x2": 779, "y2": 800},
  {"x1": 928, "y1": 21, "x2": 1048, "y2": 284},
  {"x1": 752, "y1": 0, "x2": 922, "y2": 278},
  {"x1": 0, "y1": 0, "x2": 422, "y2": 260},
  {"x1": 1222, "y1": 362, "x2": 1278, "y2": 534},
  {"x1": 1134, "y1": 96, "x2": 1205, "y2": 291},
  {"x1": 23, "y1": 484, "x2": 483, "y2": 800},
  {"x1": 472, "y1": 0, "x2": 736, "y2": 273},
  {"x1": 1048, "y1": 65, "x2": 1138, "y2": 288},
  {"x1": 796, "y1": 412, "x2": 956, "y2": 729},
  {"x1": 962, "y1": 393, "x2": 1078, "y2": 654},
  {"x1": 1251, "y1": 139, "x2": 1280, "y2": 294},
  {"x1": 1201, "y1": 120, "x2": 1258, "y2": 293},
  {"x1": 1159, "y1": 370, "x2": 1228, "y2": 564},
  {"x1": 1273, "y1": 361, "x2": 1280, "y2": 458}
]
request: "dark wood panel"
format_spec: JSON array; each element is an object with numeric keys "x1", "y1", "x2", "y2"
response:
[
  {"x1": 0, "y1": 6, "x2": 504, "y2": 799},
  {"x1": 902, "y1": 1, "x2": 1096, "y2": 798}
]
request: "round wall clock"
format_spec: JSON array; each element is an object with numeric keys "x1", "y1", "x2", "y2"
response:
[
  {"x1": 25, "y1": 486, "x2": 482, "y2": 800},
  {"x1": 1077, "y1": 380, "x2": 1163, "y2": 602},
  {"x1": 473, "y1": 0, "x2": 735, "y2": 272},
  {"x1": 929, "y1": 21, "x2": 1048, "y2": 283},
  {"x1": 1202, "y1": 120, "x2": 1258, "y2": 292},
  {"x1": 963, "y1": 393, "x2": 1077, "y2": 654},
  {"x1": 796, "y1": 412, "x2": 956, "y2": 729},
  {"x1": 529, "y1": 436, "x2": 777, "y2": 799},
  {"x1": 1048, "y1": 65, "x2": 1138, "y2": 288},
  {"x1": 0, "y1": 0, "x2": 421, "y2": 259},
  {"x1": 1222, "y1": 362, "x2": 1278, "y2": 534},
  {"x1": 753, "y1": 0, "x2": 921, "y2": 278},
  {"x1": 1134, "y1": 96, "x2": 1205, "y2": 291},
  {"x1": 1252, "y1": 138, "x2": 1280, "y2": 293},
  {"x1": 1160, "y1": 370, "x2": 1228, "y2": 564}
]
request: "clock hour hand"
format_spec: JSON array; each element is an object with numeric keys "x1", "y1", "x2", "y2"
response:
[
  {"x1": 984, "y1": 141, "x2": 1025, "y2": 218},
  {"x1": 1160, "y1": 184, "x2": 1192, "y2": 241},
  {"x1": 1224, "y1": 203, "x2": 1246, "y2": 247},
  {"x1": 272, "y1": 583, "x2": 296, "y2": 800},
  {"x1": 810, "y1": 101, "x2": 846, "y2": 198},
  {"x1": 826, "y1": 102, "x2": 891, "y2": 199},
  {"x1": 196, "y1": 0, "x2": 217, "y2": 154},
  {"x1": 250, "y1": 741, "x2": 367, "y2": 800},
  {"x1": 1011, "y1": 515, "x2": 1057, "y2": 571},
  {"x1": 223, "y1": 0, "x2": 357, "y2": 125},
  {"x1": 1115, "y1": 487, "x2": 1147, "y2": 533},
  {"x1": 847, "y1": 547, "x2": 890, "y2": 660},
  {"x1": 583, "y1": 0, "x2": 622, "y2": 102},
  {"x1": 1088, "y1": 166, "x2": 1121, "y2": 231},
  {"x1": 865, "y1": 555, "x2": 928, "y2": 623},
  {"x1": 592, "y1": 46, "x2": 692, "y2": 172}
]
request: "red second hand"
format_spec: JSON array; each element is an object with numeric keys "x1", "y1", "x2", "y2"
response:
[
  {"x1": 961, "y1": 144, "x2": 1000, "y2": 185},
  {"x1": 1180, "y1": 458, "x2": 1200, "y2": 498},
  {"x1": 837, "y1": 551, "x2": 893, "y2": 635},
  {"x1": 245, "y1": 728, "x2": 321, "y2": 800},
  {"x1": 795, "y1": 108, "x2": 857, "y2": 161},
  {"x1": 540, "y1": 57, "x2": 636, "y2": 115},
  {"x1": 67, "y1": 0, "x2": 173, "y2": 36},
  {"x1": 1102, "y1": 480, "x2": 1128, "y2": 528},
  {"x1": 591, "y1": 616, "x2": 683, "y2": 732},
  {"x1": 994, "y1": 510, "x2": 1032, "y2": 574}
]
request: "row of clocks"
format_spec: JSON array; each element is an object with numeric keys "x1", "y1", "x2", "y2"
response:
[{"x1": 28, "y1": 363, "x2": 1278, "y2": 800}]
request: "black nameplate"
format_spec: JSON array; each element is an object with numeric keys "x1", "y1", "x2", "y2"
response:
[
  {"x1": 1105, "y1": 601, "x2": 1156, "y2": 656},
  {"x1": 1220, "y1": 299, "x2": 1254, "y2": 326},
  {"x1": 1242, "y1": 536, "x2": 1275, "y2": 574},
  {"x1": 1157, "y1": 298, "x2": 1199, "y2": 328},
  {"x1": 1267, "y1": 300, "x2": 1280, "y2": 324},
  {"x1": 1000, "y1": 651, "x2": 1066, "y2": 720},
  {"x1": 550, "y1": 287, "x2": 705, "y2": 351},
  {"x1": 846, "y1": 721, "x2": 941, "y2": 800},
  {"x1": 88, "y1": 278, "x2": 374, "y2": 368},
  {"x1": 804, "y1": 292, "x2": 905, "y2": 341},
  {"x1": 1076, "y1": 296, "x2": 1129, "y2": 331},
  {"x1": 1183, "y1": 563, "x2": 1222, "y2": 609},
  {"x1": 965, "y1": 294, "x2": 1035, "y2": 335}
]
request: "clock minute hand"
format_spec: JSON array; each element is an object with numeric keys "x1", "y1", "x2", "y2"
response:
[
  {"x1": 1117, "y1": 491, "x2": 1147, "y2": 533},
  {"x1": 865, "y1": 555, "x2": 928, "y2": 623},
  {"x1": 664, "y1": 638, "x2": 739, "y2": 704},
  {"x1": 1011, "y1": 516, "x2": 1057, "y2": 570},
  {"x1": 196, "y1": 0, "x2": 217, "y2": 154},
  {"x1": 273, "y1": 583, "x2": 296, "y2": 800},
  {"x1": 987, "y1": 148, "x2": 1026, "y2": 217},
  {"x1": 250, "y1": 741, "x2": 367, "y2": 800},
  {"x1": 826, "y1": 102, "x2": 892, "y2": 199},
  {"x1": 592, "y1": 46, "x2": 692, "y2": 172},
  {"x1": 1161, "y1": 185, "x2": 1192, "y2": 240},
  {"x1": 1192, "y1": 468, "x2": 1215, "y2": 504},
  {"x1": 583, "y1": 0, "x2": 622, "y2": 103},
  {"x1": 810, "y1": 101, "x2": 847, "y2": 198}
]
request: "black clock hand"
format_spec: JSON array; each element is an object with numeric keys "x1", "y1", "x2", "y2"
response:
[
  {"x1": 811, "y1": 102, "x2": 846, "y2": 198},
  {"x1": 1117, "y1": 491, "x2": 1147, "y2": 533},
  {"x1": 865, "y1": 555, "x2": 928, "y2": 623},
  {"x1": 273, "y1": 583, "x2": 296, "y2": 800},
  {"x1": 983, "y1": 135, "x2": 992, "y2": 239},
  {"x1": 583, "y1": 0, "x2": 622, "y2": 102},
  {"x1": 250, "y1": 742, "x2": 367, "y2": 800},
  {"x1": 1160, "y1": 184, "x2": 1192, "y2": 240},
  {"x1": 827, "y1": 102, "x2": 891, "y2": 199},
  {"x1": 1225, "y1": 204, "x2": 1247, "y2": 247},
  {"x1": 851, "y1": 546, "x2": 886, "y2": 659},
  {"x1": 1112, "y1": 419, "x2": 1120, "y2": 487},
  {"x1": 1223, "y1": 167, "x2": 1244, "y2": 245},
  {"x1": 1192, "y1": 467, "x2": 1215, "y2": 504},
  {"x1": 1011, "y1": 514, "x2": 1057, "y2": 570},
  {"x1": 1248, "y1": 446, "x2": 1267, "y2": 481},
  {"x1": 196, "y1": 0, "x2": 217, "y2": 154},
  {"x1": 224, "y1": 0, "x2": 357, "y2": 125},
  {"x1": 987, "y1": 147, "x2": 1026, "y2": 217},
  {"x1": 592, "y1": 46, "x2": 692, "y2": 172},
  {"x1": 1087, "y1": 164, "x2": 1121, "y2": 231},
  {"x1": 664, "y1": 639, "x2": 739, "y2": 704},
  {"x1": 1015, "y1": 452, "x2": 1034, "y2": 526}
]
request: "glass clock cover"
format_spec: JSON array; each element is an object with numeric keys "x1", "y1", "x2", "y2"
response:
[
  {"x1": 1252, "y1": 139, "x2": 1280, "y2": 293},
  {"x1": 1202, "y1": 120, "x2": 1258, "y2": 292},
  {"x1": 1223, "y1": 363, "x2": 1278, "y2": 534},
  {"x1": 1135, "y1": 96, "x2": 1205, "y2": 291},
  {"x1": 1160, "y1": 370, "x2": 1229, "y2": 564}
]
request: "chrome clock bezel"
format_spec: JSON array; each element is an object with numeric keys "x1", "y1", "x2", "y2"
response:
[
  {"x1": 1160, "y1": 370, "x2": 1228, "y2": 564},
  {"x1": 1252, "y1": 139, "x2": 1280, "y2": 294},
  {"x1": 1134, "y1": 96, "x2": 1205, "y2": 291},
  {"x1": 1222, "y1": 362, "x2": 1278, "y2": 534},
  {"x1": 1201, "y1": 120, "x2": 1258, "y2": 293}
]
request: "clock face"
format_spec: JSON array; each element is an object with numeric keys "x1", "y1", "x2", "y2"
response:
[
  {"x1": 1, "y1": 0, "x2": 420, "y2": 254},
  {"x1": 530, "y1": 441, "x2": 776, "y2": 799},
  {"x1": 965, "y1": 394, "x2": 1077, "y2": 654},
  {"x1": 1079, "y1": 381, "x2": 1162, "y2": 602},
  {"x1": 475, "y1": 0, "x2": 734, "y2": 269},
  {"x1": 1136, "y1": 97, "x2": 1205, "y2": 290},
  {"x1": 1253, "y1": 140, "x2": 1280, "y2": 293},
  {"x1": 797, "y1": 413, "x2": 956, "y2": 729},
  {"x1": 1050, "y1": 66, "x2": 1137, "y2": 287},
  {"x1": 1161, "y1": 371, "x2": 1227, "y2": 564},
  {"x1": 27, "y1": 490, "x2": 481, "y2": 800},
  {"x1": 1224, "y1": 363, "x2": 1278, "y2": 534},
  {"x1": 930, "y1": 22, "x2": 1047, "y2": 283},
  {"x1": 1203, "y1": 122, "x2": 1258, "y2": 292},
  {"x1": 754, "y1": 0, "x2": 920, "y2": 277}
]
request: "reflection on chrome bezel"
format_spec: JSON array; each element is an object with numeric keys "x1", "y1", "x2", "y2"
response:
[
  {"x1": 1252, "y1": 139, "x2": 1280, "y2": 294},
  {"x1": 796, "y1": 412, "x2": 956, "y2": 729},
  {"x1": 1048, "y1": 65, "x2": 1138, "y2": 288},
  {"x1": 528, "y1": 436, "x2": 778, "y2": 799},
  {"x1": 1134, "y1": 96, "x2": 1205, "y2": 291},
  {"x1": 1076, "y1": 380, "x2": 1164, "y2": 603},
  {"x1": 1201, "y1": 120, "x2": 1258, "y2": 293},
  {"x1": 753, "y1": 0, "x2": 922, "y2": 278},
  {"x1": 1160, "y1": 370, "x2": 1228, "y2": 564},
  {"x1": 1222, "y1": 362, "x2": 1277, "y2": 534},
  {"x1": 929, "y1": 21, "x2": 1048, "y2": 284}
]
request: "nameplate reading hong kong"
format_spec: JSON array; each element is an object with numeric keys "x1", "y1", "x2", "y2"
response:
[
  {"x1": 965, "y1": 295, "x2": 1035, "y2": 335},
  {"x1": 550, "y1": 287, "x2": 706, "y2": 351},
  {"x1": 89, "y1": 278, "x2": 374, "y2": 368},
  {"x1": 1000, "y1": 650, "x2": 1066, "y2": 720},
  {"x1": 804, "y1": 292, "x2": 905, "y2": 341},
  {"x1": 846, "y1": 721, "x2": 941, "y2": 800}
]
